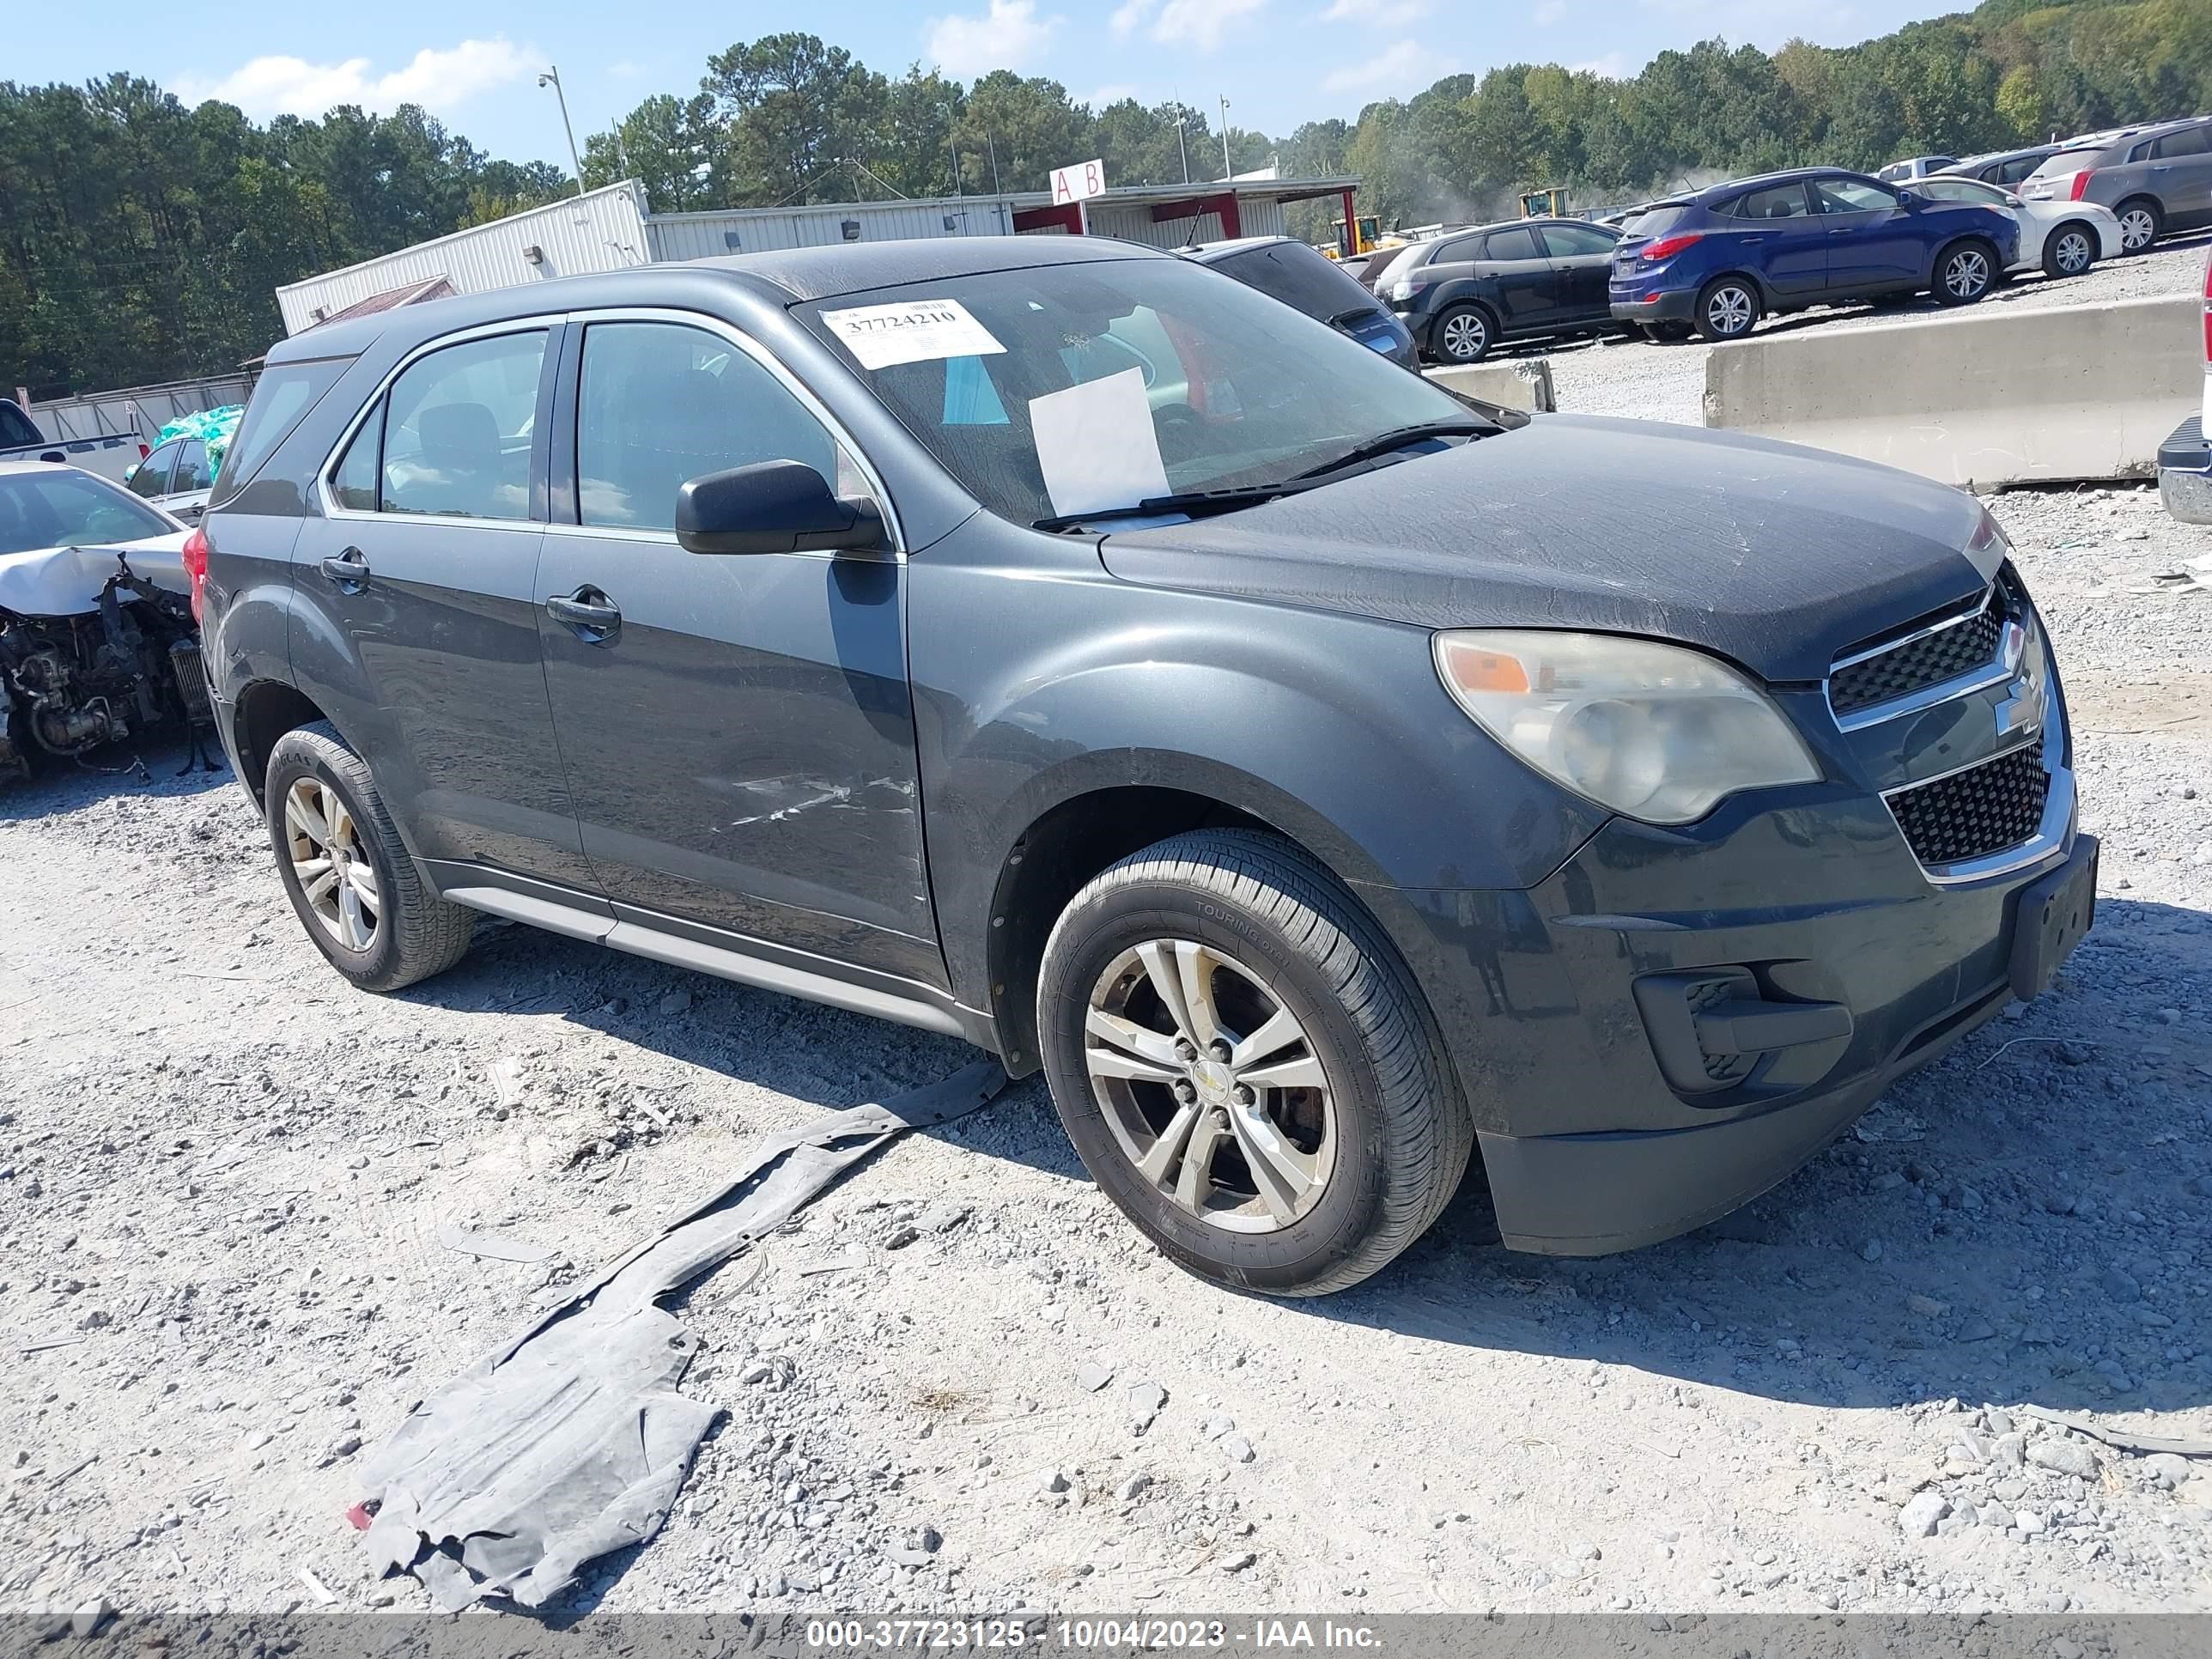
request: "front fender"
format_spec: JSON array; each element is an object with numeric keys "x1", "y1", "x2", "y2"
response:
[{"x1": 908, "y1": 529, "x2": 1606, "y2": 1010}]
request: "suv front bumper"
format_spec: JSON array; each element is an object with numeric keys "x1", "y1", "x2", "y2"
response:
[
  {"x1": 1379, "y1": 673, "x2": 2086, "y2": 1255},
  {"x1": 2159, "y1": 412, "x2": 2212, "y2": 525}
]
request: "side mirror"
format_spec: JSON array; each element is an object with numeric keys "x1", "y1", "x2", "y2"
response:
[
  {"x1": 1896, "y1": 189, "x2": 1919, "y2": 207},
  {"x1": 2002, "y1": 191, "x2": 2025, "y2": 209},
  {"x1": 675, "y1": 459, "x2": 886, "y2": 557}
]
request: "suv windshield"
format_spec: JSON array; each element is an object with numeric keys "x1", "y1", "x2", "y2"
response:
[
  {"x1": 0, "y1": 468, "x2": 173, "y2": 555},
  {"x1": 799, "y1": 256, "x2": 1468, "y2": 528}
]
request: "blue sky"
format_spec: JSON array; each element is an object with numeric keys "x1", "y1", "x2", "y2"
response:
[{"x1": 18, "y1": 1, "x2": 1965, "y2": 167}]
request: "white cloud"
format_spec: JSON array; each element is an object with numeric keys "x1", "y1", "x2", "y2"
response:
[
  {"x1": 1112, "y1": 0, "x2": 1262, "y2": 50},
  {"x1": 1083, "y1": 83, "x2": 1141, "y2": 107},
  {"x1": 1571, "y1": 52, "x2": 1631, "y2": 78},
  {"x1": 1321, "y1": 38, "x2": 1445, "y2": 94},
  {"x1": 1320, "y1": 0, "x2": 1431, "y2": 22},
  {"x1": 926, "y1": 0, "x2": 1061, "y2": 77},
  {"x1": 1109, "y1": 0, "x2": 1155, "y2": 37},
  {"x1": 1534, "y1": 0, "x2": 1566, "y2": 22},
  {"x1": 179, "y1": 38, "x2": 536, "y2": 120}
]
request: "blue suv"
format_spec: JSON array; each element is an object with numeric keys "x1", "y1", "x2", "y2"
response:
[{"x1": 1610, "y1": 168, "x2": 2021, "y2": 342}]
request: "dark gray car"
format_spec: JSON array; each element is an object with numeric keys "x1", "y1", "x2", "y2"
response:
[
  {"x1": 194, "y1": 235, "x2": 2095, "y2": 1296},
  {"x1": 2021, "y1": 117, "x2": 2212, "y2": 252}
]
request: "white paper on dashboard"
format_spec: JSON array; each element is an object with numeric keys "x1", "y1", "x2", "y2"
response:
[
  {"x1": 1029, "y1": 368, "x2": 1170, "y2": 519},
  {"x1": 818, "y1": 298, "x2": 1006, "y2": 370}
]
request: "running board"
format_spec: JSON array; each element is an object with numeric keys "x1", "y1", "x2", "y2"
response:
[{"x1": 441, "y1": 884, "x2": 969, "y2": 1039}]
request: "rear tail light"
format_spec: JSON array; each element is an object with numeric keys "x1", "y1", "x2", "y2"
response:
[
  {"x1": 2201, "y1": 248, "x2": 2211, "y2": 366},
  {"x1": 2069, "y1": 169, "x2": 2094, "y2": 201},
  {"x1": 180, "y1": 525, "x2": 209, "y2": 623},
  {"x1": 1639, "y1": 233, "x2": 1703, "y2": 262},
  {"x1": 137, "y1": 441, "x2": 150, "y2": 460}
]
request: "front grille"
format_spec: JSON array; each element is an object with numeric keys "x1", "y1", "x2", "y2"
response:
[
  {"x1": 1830, "y1": 585, "x2": 2006, "y2": 717},
  {"x1": 1887, "y1": 744, "x2": 2050, "y2": 867}
]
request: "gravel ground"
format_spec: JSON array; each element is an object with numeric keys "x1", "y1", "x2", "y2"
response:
[
  {"x1": 1537, "y1": 230, "x2": 2212, "y2": 426},
  {"x1": 4, "y1": 260, "x2": 2212, "y2": 1623}
]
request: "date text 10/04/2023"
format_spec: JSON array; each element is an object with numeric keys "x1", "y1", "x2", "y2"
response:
[{"x1": 804, "y1": 1620, "x2": 1384, "y2": 1650}]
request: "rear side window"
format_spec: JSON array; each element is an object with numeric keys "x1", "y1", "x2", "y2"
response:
[
  {"x1": 577, "y1": 321, "x2": 840, "y2": 532},
  {"x1": 173, "y1": 441, "x2": 212, "y2": 493},
  {"x1": 128, "y1": 441, "x2": 179, "y2": 497},
  {"x1": 374, "y1": 331, "x2": 545, "y2": 521},
  {"x1": 0, "y1": 403, "x2": 40, "y2": 447},
  {"x1": 1212, "y1": 244, "x2": 1373, "y2": 323},
  {"x1": 1540, "y1": 223, "x2": 1616, "y2": 257},
  {"x1": 1482, "y1": 227, "x2": 1542, "y2": 260},
  {"x1": 1729, "y1": 184, "x2": 1814, "y2": 220},
  {"x1": 2152, "y1": 125, "x2": 2209, "y2": 160},
  {"x1": 214, "y1": 357, "x2": 349, "y2": 504}
]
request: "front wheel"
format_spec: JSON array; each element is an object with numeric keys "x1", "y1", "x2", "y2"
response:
[
  {"x1": 2115, "y1": 198, "x2": 2161, "y2": 255},
  {"x1": 1933, "y1": 240, "x2": 1996, "y2": 306},
  {"x1": 2043, "y1": 222, "x2": 2097, "y2": 279},
  {"x1": 1036, "y1": 830, "x2": 1472, "y2": 1297},
  {"x1": 1693, "y1": 277, "x2": 1760, "y2": 342},
  {"x1": 1431, "y1": 304, "x2": 1494, "y2": 364}
]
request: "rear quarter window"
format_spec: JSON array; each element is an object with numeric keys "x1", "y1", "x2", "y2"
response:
[{"x1": 210, "y1": 356, "x2": 351, "y2": 507}]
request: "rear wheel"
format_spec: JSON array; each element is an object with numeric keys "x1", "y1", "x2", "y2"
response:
[
  {"x1": 1036, "y1": 830, "x2": 1472, "y2": 1297},
  {"x1": 264, "y1": 722, "x2": 475, "y2": 993},
  {"x1": 2115, "y1": 197, "x2": 2161, "y2": 255},
  {"x1": 1933, "y1": 239, "x2": 1997, "y2": 305},
  {"x1": 1432, "y1": 303, "x2": 1495, "y2": 364},
  {"x1": 1692, "y1": 277, "x2": 1760, "y2": 342},
  {"x1": 2043, "y1": 222, "x2": 2097, "y2": 279}
]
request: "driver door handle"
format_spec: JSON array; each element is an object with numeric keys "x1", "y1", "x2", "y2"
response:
[
  {"x1": 547, "y1": 586, "x2": 622, "y2": 639},
  {"x1": 319, "y1": 547, "x2": 369, "y2": 590}
]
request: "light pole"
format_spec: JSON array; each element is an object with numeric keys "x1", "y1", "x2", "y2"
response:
[
  {"x1": 1218, "y1": 94, "x2": 1233, "y2": 179},
  {"x1": 945, "y1": 105, "x2": 964, "y2": 233},
  {"x1": 537, "y1": 66, "x2": 586, "y2": 198},
  {"x1": 1173, "y1": 101, "x2": 1190, "y2": 185}
]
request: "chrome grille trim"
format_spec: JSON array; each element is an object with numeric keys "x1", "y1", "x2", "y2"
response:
[{"x1": 1827, "y1": 580, "x2": 2021, "y2": 732}]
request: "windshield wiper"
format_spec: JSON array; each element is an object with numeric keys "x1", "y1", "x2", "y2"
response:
[
  {"x1": 1286, "y1": 418, "x2": 1496, "y2": 483},
  {"x1": 1033, "y1": 483, "x2": 1315, "y2": 533}
]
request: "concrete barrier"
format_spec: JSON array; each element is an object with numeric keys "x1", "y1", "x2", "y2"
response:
[
  {"x1": 1703, "y1": 293, "x2": 2202, "y2": 489},
  {"x1": 1425, "y1": 358, "x2": 1557, "y2": 414}
]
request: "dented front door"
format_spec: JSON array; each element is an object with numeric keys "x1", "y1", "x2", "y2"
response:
[{"x1": 533, "y1": 313, "x2": 941, "y2": 988}]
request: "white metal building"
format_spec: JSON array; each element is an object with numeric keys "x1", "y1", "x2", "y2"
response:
[{"x1": 276, "y1": 175, "x2": 1361, "y2": 337}]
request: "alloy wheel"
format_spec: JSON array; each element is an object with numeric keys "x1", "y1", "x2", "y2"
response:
[
  {"x1": 2054, "y1": 231, "x2": 2093, "y2": 275},
  {"x1": 1082, "y1": 939, "x2": 1337, "y2": 1233},
  {"x1": 1944, "y1": 248, "x2": 1990, "y2": 299},
  {"x1": 1440, "y1": 313, "x2": 1487, "y2": 361},
  {"x1": 2119, "y1": 208, "x2": 2155, "y2": 252},
  {"x1": 1706, "y1": 285, "x2": 1753, "y2": 335},
  {"x1": 283, "y1": 776, "x2": 380, "y2": 951}
]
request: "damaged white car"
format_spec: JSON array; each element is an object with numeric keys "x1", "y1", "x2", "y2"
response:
[{"x1": 0, "y1": 460, "x2": 216, "y2": 781}]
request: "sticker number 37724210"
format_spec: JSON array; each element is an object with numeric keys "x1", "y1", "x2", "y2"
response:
[{"x1": 818, "y1": 298, "x2": 1008, "y2": 371}]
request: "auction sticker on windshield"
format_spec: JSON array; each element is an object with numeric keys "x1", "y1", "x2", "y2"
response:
[{"x1": 820, "y1": 298, "x2": 1007, "y2": 370}]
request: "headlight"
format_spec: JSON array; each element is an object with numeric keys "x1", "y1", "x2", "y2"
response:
[{"x1": 1433, "y1": 629, "x2": 1822, "y2": 824}]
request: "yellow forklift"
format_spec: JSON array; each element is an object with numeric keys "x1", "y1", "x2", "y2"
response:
[{"x1": 1520, "y1": 187, "x2": 1570, "y2": 219}]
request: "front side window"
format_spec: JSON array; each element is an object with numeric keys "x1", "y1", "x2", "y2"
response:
[
  {"x1": 1814, "y1": 179, "x2": 1898, "y2": 214},
  {"x1": 379, "y1": 331, "x2": 545, "y2": 521},
  {"x1": 0, "y1": 403, "x2": 40, "y2": 447},
  {"x1": 128, "y1": 441, "x2": 179, "y2": 497},
  {"x1": 1482, "y1": 227, "x2": 1543, "y2": 261},
  {"x1": 800, "y1": 254, "x2": 1474, "y2": 529},
  {"x1": 575, "y1": 321, "x2": 844, "y2": 533},
  {"x1": 1730, "y1": 184, "x2": 1814, "y2": 220}
]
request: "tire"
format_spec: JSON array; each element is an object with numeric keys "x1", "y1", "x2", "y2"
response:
[
  {"x1": 1431, "y1": 303, "x2": 1495, "y2": 364},
  {"x1": 263, "y1": 721, "x2": 475, "y2": 993},
  {"x1": 1036, "y1": 829, "x2": 1473, "y2": 1297},
  {"x1": 1932, "y1": 239, "x2": 1997, "y2": 306},
  {"x1": 1692, "y1": 276, "x2": 1760, "y2": 342},
  {"x1": 2043, "y1": 222, "x2": 2097, "y2": 280},
  {"x1": 2115, "y1": 197, "x2": 2161, "y2": 255}
]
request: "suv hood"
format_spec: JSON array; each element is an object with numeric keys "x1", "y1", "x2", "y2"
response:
[{"x1": 1100, "y1": 415, "x2": 1996, "y2": 683}]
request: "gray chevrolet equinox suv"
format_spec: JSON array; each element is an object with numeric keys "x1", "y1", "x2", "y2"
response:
[{"x1": 194, "y1": 236, "x2": 2095, "y2": 1296}]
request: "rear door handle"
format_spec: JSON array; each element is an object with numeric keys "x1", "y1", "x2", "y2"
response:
[
  {"x1": 319, "y1": 547, "x2": 369, "y2": 591},
  {"x1": 547, "y1": 587, "x2": 621, "y2": 640}
]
